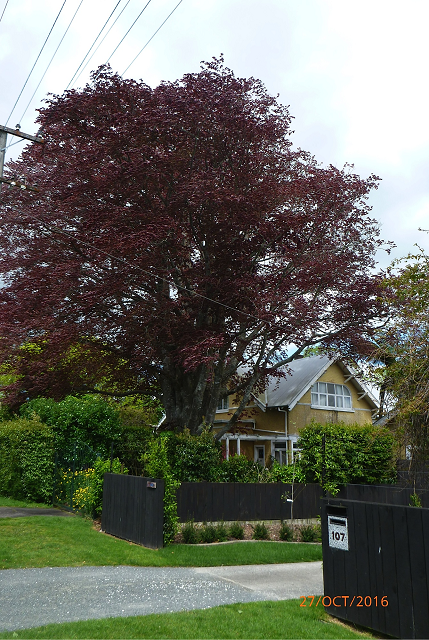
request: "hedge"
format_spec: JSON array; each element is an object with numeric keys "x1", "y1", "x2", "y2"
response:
[{"x1": 0, "y1": 417, "x2": 55, "y2": 503}]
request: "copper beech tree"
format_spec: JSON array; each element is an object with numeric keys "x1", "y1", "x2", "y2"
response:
[{"x1": 0, "y1": 60, "x2": 389, "y2": 434}]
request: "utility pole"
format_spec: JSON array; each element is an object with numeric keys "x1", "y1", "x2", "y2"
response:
[{"x1": 0, "y1": 124, "x2": 44, "y2": 189}]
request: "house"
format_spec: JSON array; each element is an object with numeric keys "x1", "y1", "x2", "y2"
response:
[{"x1": 214, "y1": 355, "x2": 379, "y2": 466}]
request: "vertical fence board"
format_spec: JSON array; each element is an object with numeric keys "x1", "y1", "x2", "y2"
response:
[
  {"x1": 367, "y1": 501, "x2": 385, "y2": 633},
  {"x1": 407, "y1": 508, "x2": 428, "y2": 639},
  {"x1": 378, "y1": 504, "x2": 400, "y2": 637},
  {"x1": 344, "y1": 503, "x2": 359, "y2": 620},
  {"x1": 392, "y1": 506, "x2": 414, "y2": 639}
]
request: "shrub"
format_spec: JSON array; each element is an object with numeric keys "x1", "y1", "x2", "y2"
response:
[
  {"x1": 228, "y1": 521, "x2": 244, "y2": 539},
  {"x1": 142, "y1": 436, "x2": 180, "y2": 545},
  {"x1": 268, "y1": 460, "x2": 306, "y2": 484},
  {"x1": 55, "y1": 457, "x2": 124, "y2": 517},
  {"x1": 88, "y1": 458, "x2": 124, "y2": 516},
  {"x1": 300, "y1": 524, "x2": 317, "y2": 542},
  {"x1": 166, "y1": 429, "x2": 223, "y2": 482},
  {"x1": 314, "y1": 522, "x2": 322, "y2": 542},
  {"x1": 279, "y1": 521, "x2": 294, "y2": 541},
  {"x1": 182, "y1": 521, "x2": 199, "y2": 544},
  {"x1": 114, "y1": 424, "x2": 153, "y2": 476},
  {"x1": 20, "y1": 395, "x2": 122, "y2": 460},
  {"x1": 200, "y1": 524, "x2": 218, "y2": 543},
  {"x1": 215, "y1": 521, "x2": 228, "y2": 542},
  {"x1": 410, "y1": 492, "x2": 422, "y2": 508},
  {"x1": 0, "y1": 417, "x2": 55, "y2": 503},
  {"x1": 219, "y1": 454, "x2": 261, "y2": 482},
  {"x1": 252, "y1": 522, "x2": 270, "y2": 540}
]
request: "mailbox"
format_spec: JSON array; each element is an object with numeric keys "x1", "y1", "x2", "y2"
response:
[{"x1": 327, "y1": 513, "x2": 349, "y2": 550}]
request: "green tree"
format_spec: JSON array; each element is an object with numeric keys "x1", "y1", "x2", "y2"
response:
[{"x1": 375, "y1": 248, "x2": 429, "y2": 479}]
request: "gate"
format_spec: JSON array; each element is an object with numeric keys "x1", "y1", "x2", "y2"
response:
[
  {"x1": 322, "y1": 498, "x2": 429, "y2": 639},
  {"x1": 102, "y1": 474, "x2": 165, "y2": 549}
]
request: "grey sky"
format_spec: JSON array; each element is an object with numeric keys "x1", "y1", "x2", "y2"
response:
[{"x1": 1, "y1": 0, "x2": 428, "y2": 268}]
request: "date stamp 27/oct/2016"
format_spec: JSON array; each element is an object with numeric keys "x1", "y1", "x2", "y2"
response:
[{"x1": 300, "y1": 595, "x2": 389, "y2": 608}]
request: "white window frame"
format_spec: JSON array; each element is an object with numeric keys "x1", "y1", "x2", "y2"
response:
[
  {"x1": 216, "y1": 397, "x2": 228, "y2": 411},
  {"x1": 311, "y1": 382, "x2": 353, "y2": 411},
  {"x1": 289, "y1": 436, "x2": 301, "y2": 465},
  {"x1": 254, "y1": 445, "x2": 265, "y2": 466},
  {"x1": 273, "y1": 441, "x2": 287, "y2": 465}
]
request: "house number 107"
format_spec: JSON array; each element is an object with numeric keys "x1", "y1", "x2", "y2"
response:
[{"x1": 331, "y1": 531, "x2": 345, "y2": 542}]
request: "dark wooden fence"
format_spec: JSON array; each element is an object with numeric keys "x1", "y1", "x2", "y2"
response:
[
  {"x1": 176, "y1": 482, "x2": 429, "y2": 522},
  {"x1": 102, "y1": 474, "x2": 164, "y2": 549},
  {"x1": 176, "y1": 482, "x2": 321, "y2": 522},
  {"x1": 335, "y1": 483, "x2": 429, "y2": 508},
  {"x1": 101, "y1": 477, "x2": 429, "y2": 553},
  {"x1": 322, "y1": 498, "x2": 429, "y2": 639}
]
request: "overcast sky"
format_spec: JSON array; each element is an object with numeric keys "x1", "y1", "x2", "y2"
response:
[{"x1": 1, "y1": 0, "x2": 428, "y2": 269}]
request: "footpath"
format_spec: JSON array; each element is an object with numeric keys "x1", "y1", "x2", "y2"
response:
[{"x1": 0, "y1": 562, "x2": 323, "y2": 632}]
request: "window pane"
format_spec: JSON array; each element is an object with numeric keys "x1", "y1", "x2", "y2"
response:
[
  {"x1": 344, "y1": 396, "x2": 352, "y2": 408},
  {"x1": 319, "y1": 382, "x2": 327, "y2": 393},
  {"x1": 343, "y1": 387, "x2": 351, "y2": 397},
  {"x1": 217, "y1": 398, "x2": 227, "y2": 410},
  {"x1": 311, "y1": 393, "x2": 318, "y2": 405},
  {"x1": 327, "y1": 383, "x2": 335, "y2": 394},
  {"x1": 335, "y1": 384, "x2": 343, "y2": 394},
  {"x1": 319, "y1": 394, "x2": 327, "y2": 406},
  {"x1": 337, "y1": 396, "x2": 343, "y2": 408},
  {"x1": 328, "y1": 395, "x2": 335, "y2": 407}
]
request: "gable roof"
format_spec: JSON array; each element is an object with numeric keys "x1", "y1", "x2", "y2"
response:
[{"x1": 258, "y1": 355, "x2": 378, "y2": 412}]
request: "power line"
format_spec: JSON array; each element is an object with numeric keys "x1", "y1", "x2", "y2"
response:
[
  {"x1": 69, "y1": 0, "x2": 132, "y2": 88},
  {"x1": 5, "y1": 0, "x2": 68, "y2": 127},
  {"x1": 123, "y1": 0, "x2": 184, "y2": 75},
  {"x1": 106, "y1": 0, "x2": 152, "y2": 64},
  {"x1": 66, "y1": 0, "x2": 123, "y2": 91},
  {"x1": 19, "y1": 0, "x2": 85, "y2": 124},
  {"x1": 0, "y1": 0, "x2": 9, "y2": 25}
]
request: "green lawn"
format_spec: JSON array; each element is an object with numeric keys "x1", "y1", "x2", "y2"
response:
[
  {"x1": 0, "y1": 516, "x2": 322, "y2": 569},
  {"x1": 0, "y1": 600, "x2": 374, "y2": 639},
  {"x1": 0, "y1": 496, "x2": 51, "y2": 508}
]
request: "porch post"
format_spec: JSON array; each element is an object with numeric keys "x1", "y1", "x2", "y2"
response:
[
  {"x1": 237, "y1": 437, "x2": 241, "y2": 456},
  {"x1": 225, "y1": 437, "x2": 230, "y2": 460}
]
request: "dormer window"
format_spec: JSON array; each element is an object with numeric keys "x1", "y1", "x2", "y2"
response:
[{"x1": 311, "y1": 382, "x2": 352, "y2": 409}]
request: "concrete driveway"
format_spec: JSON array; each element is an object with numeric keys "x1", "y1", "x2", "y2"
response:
[{"x1": 0, "y1": 562, "x2": 323, "y2": 631}]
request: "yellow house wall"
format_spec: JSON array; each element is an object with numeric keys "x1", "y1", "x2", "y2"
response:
[{"x1": 287, "y1": 362, "x2": 374, "y2": 437}]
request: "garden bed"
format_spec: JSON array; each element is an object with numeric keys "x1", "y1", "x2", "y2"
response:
[{"x1": 174, "y1": 520, "x2": 321, "y2": 544}]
